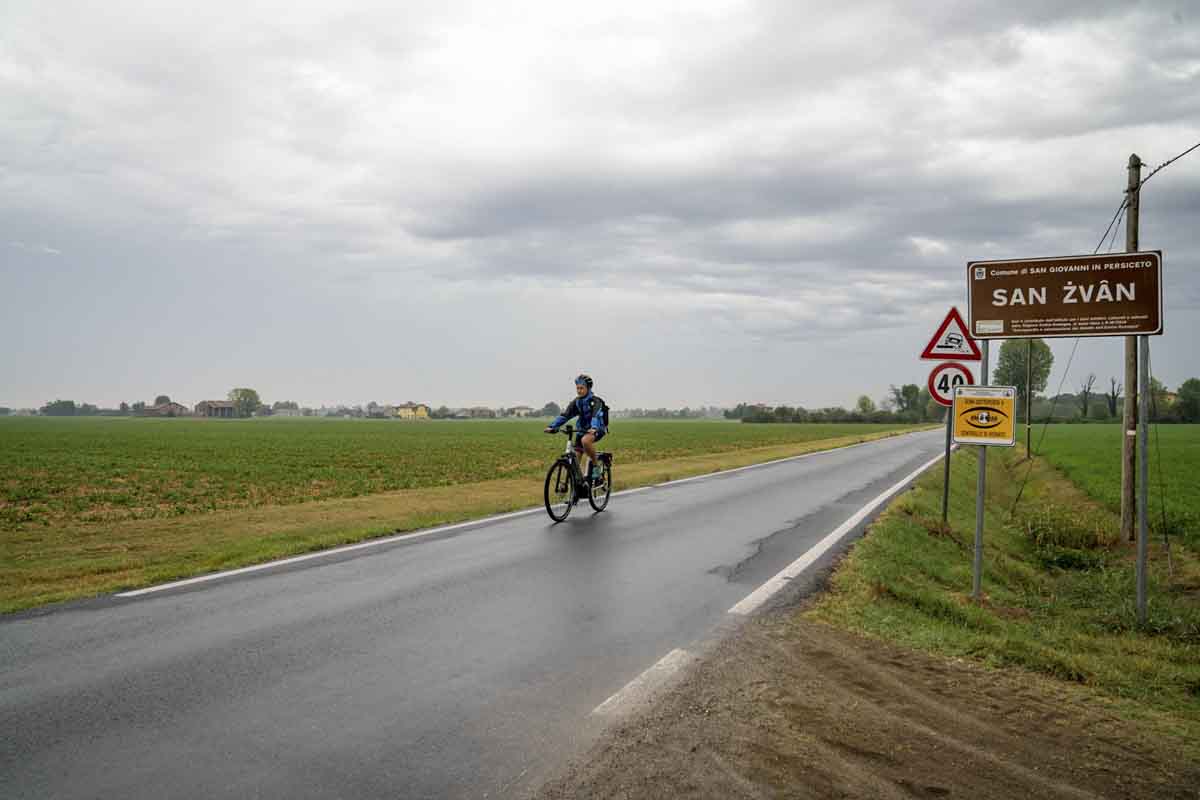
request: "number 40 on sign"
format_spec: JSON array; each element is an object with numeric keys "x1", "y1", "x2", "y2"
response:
[{"x1": 928, "y1": 362, "x2": 975, "y2": 407}]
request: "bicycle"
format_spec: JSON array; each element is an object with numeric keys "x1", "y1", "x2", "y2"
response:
[{"x1": 543, "y1": 424, "x2": 613, "y2": 522}]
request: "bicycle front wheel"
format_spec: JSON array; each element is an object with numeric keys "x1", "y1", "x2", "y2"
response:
[
  {"x1": 544, "y1": 461, "x2": 574, "y2": 522},
  {"x1": 588, "y1": 462, "x2": 612, "y2": 512}
]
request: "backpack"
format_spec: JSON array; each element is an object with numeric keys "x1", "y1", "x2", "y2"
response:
[{"x1": 592, "y1": 395, "x2": 610, "y2": 429}]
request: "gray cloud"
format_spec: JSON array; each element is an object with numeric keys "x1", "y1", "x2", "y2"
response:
[{"x1": 1, "y1": 0, "x2": 1197, "y2": 408}]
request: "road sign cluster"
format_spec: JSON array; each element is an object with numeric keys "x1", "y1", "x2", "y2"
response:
[
  {"x1": 920, "y1": 308, "x2": 1015, "y2": 439},
  {"x1": 921, "y1": 308, "x2": 979, "y2": 407}
]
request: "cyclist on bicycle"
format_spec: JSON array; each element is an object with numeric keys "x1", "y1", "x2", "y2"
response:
[{"x1": 544, "y1": 374, "x2": 608, "y2": 482}]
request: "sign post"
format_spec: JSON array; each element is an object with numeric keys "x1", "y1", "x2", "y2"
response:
[
  {"x1": 952, "y1": 381, "x2": 1017, "y2": 600},
  {"x1": 927, "y1": 361, "x2": 975, "y2": 523},
  {"x1": 922, "y1": 308, "x2": 981, "y2": 524},
  {"x1": 967, "y1": 250, "x2": 1164, "y2": 620}
]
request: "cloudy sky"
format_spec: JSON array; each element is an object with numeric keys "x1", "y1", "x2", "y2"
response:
[{"x1": 2, "y1": 0, "x2": 1197, "y2": 410}]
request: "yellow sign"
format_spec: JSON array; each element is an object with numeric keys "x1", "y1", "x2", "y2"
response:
[{"x1": 952, "y1": 386, "x2": 1017, "y2": 446}]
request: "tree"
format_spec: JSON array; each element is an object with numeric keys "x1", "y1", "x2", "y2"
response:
[
  {"x1": 132, "y1": 401, "x2": 146, "y2": 413},
  {"x1": 273, "y1": 400, "x2": 299, "y2": 411},
  {"x1": 889, "y1": 384, "x2": 921, "y2": 416},
  {"x1": 155, "y1": 394, "x2": 171, "y2": 406},
  {"x1": 1175, "y1": 378, "x2": 1200, "y2": 423},
  {"x1": 1145, "y1": 377, "x2": 1173, "y2": 421},
  {"x1": 539, "y1": 401, "x2": 561, "y2": 417},
  {"x1": 1078, "y1": 374, "x2": 1096, "y2": 418},
  {"x1": 119, "y1": 401, "x2": 130, "y2": 415},
  {"x1": 227, "y1": 388, "x2": 261, "y2": 418},
  {"x1": 1105, "y1": 378, "x2": 1121, "y2": 417},
  {"x1": 994, "y1": 339, "x2": 1053, "y2": 404},
  {"x1": 0, "y1": 407, "x2": 11, "y2": 416},
  {"x1": 855, "y1": 395, "x2": 876, "y2": 415},
  {"x1": 41, "y1": 399, "x2": 77, "y2": 416}
]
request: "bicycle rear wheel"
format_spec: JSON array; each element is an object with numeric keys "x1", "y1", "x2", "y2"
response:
[
  {"x1": 544, "y1": 461, "x2": 574, "y2": 522},
  {"x1": 587, "y1": 461, "x2": 612, "y2": 512}
]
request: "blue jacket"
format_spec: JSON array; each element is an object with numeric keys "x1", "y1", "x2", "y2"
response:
[{"x1": 550, "y1": 392, "x2": 607, "y2": 434}]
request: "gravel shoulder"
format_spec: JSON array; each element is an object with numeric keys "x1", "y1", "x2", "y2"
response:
[{"x1": 535, "y1": 605, "x2": 1200, "y2": 799}]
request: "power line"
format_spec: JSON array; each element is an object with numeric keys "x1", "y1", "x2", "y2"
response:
[
  {"x1": 1093, "y1": 198, "x2": 1128, "y2": 254},
  {"x1": 1139, "y1": 140, "x2": 1200, "y2": 189}
]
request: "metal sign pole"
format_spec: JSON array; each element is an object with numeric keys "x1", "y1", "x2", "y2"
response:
[
  {"x1": 972, "y1": 341, "x2": 989, "y2": 601},
  {"x1": 1137, "y1": 334, "x2": 1149, "y2": 624},
  {"x1": 1026, "y1": 340, "x2": 1033, "y2": 455},
  {"x1": 942, "y1": 409, "x2": 952, "y2": 524}
]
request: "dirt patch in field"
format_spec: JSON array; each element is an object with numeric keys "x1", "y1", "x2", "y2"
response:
[{"x1": 535, "y1": 611, "x2": 1200, "y2": 800}]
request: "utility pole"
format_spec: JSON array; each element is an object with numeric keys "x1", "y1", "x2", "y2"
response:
[{"x1": 1122, "y1": 154, "x2": 1141, "y2": 542}]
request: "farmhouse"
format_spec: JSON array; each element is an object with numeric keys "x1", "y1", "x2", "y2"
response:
[
  {"x1": 195, "y1": 400, "x2": 237, "y2": 418},
  {"x1": 394, "y1": 402, "x2": 430, "y2": 420},
  {"x1": 141, "y1": 402, "x2": 190, "y2": 417},
  {"x1": 509, "y1": 406, "x2": 536, "y2": 417}
]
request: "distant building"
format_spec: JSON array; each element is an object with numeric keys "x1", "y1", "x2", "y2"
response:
[
  {"x1": 141, "y1": 402, "x2": 190, "y2": 417},
  {"x1": 467, "y1": 406, "x2": 496, "y2": 419},
  {"x1": 509, "y1": 405, "x2": 536, "y2": 417},
  {"x1": 195, "y1": 400, "x2": 237, "y2": 418},
  {"x1": 273, "y1": 408, "x2": 303, "y2": 418},
  {"x1": 394, "y1": 402, "x2": 430, "y2": 420}
]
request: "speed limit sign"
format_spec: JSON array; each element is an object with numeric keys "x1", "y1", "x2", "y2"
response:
[{"x1": 928, "y1": 362, "x2": 975, "y2": 407}]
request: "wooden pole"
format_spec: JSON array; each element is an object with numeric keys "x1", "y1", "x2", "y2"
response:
[{"x1": 1122, "y1": 154, "x2": 1141, "y2": 541}]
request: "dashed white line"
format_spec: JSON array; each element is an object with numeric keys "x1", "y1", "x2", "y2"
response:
[{"x1": 592, "y1": 648, "x2": 697, "y2": 716}]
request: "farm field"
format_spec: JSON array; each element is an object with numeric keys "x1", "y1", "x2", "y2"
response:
[
  {"x1": 0, "y1": 417, "x2": 921, "y2": 531},
  {"x1": 1032, "y1": 424, "x2": 1200, "y2": 544},
  {"x1": 0, "y1": 418, "x2": 930, "y2": 611}
]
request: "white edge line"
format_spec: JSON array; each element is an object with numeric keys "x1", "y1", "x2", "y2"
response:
[
  {"x1": 115, "y1": 506, "x2": 545, "y2": 597},
  {"x1": 592, "y1": 648, "x2": 695, "y2": 716},
  {"x1": 727, "y1": 447, "x2": 951, "y2": 616},
  {"x1": 117, "y1": 429, "x2": 941, "y2": 599}
]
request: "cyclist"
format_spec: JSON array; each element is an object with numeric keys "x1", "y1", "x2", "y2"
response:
[{"x1": 544, "y1": 374, "x2": 608, "y2": 483}]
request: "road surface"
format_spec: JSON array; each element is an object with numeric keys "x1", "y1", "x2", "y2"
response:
[{"x1": 1, "y1": 429, "x2": 945, "y2": 799}]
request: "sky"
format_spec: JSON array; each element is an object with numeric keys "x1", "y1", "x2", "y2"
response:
[{"x1": 2, "y1": 0, "x2": 1198, "y2": 410}]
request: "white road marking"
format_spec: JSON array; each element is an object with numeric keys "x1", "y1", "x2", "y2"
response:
[
  {"x1": 592, "y1": 648, "x2": 697, "y2": 716},
  {"x1": 727, "y1": 448, "x2": 950, "y2": 616},
  {"x1": 116, "y1": 429, "x2": 938, "y2": 599},
  {"x1": 115, "y1": 507, "x2": 545, "y2": 597}
]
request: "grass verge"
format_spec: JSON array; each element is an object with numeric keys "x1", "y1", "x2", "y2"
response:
[
  {"x1": 1, "y1": 426, "x2": 932, "y2": 614},
  {"x1": 809, "y1": 444, "x2": 1200, "y2": 753}
]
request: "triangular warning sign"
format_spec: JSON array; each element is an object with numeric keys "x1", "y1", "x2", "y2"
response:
[{"x1": 921, "y1": 307, "x2": 982, "y2": 361}]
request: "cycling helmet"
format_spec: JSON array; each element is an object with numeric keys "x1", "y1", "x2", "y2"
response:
[{"x1": 575, "y1": 374, "x2": 594, "y2": 390}]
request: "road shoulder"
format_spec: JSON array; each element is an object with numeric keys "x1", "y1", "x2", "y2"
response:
[{"x1": 535, "y1": 606, "x2": 1200, "y2": 799}]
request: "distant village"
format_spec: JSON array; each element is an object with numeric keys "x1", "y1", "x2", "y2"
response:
[{"x1": 6, "y1": 398, "x2": 550, "y2": 420}]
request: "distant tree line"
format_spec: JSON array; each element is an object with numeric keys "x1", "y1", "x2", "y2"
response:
[
  {"x1": 727, "y1": 384, "x2": 946, "y2": 425},
  {"x1": 622, "y1": 406, "x2": 723, "y2": 419}
]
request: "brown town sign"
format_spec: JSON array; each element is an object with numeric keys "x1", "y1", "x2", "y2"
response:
[{"x1": 967, "y1": 251, "x2": 1162, "y2": 339}]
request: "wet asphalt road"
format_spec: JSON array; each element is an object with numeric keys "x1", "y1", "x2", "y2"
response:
[{"x1": 1, "y1": 429, "x2": 944, "y2": 799}]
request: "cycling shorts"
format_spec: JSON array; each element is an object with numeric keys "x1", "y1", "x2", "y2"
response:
[{"x1": 574, "y1": 429, "x2": 605, "y2": 448}]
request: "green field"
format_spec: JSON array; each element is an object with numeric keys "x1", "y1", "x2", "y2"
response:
[
  {"x1": 0, "y1": 417, "x2": 931, "y2": 611},
  {"x1": 0, "y1": 418, "x2": 922, "y2": 532},
  {"x1": 812, "y1": 423, "x2": 1200, "y2": 750},
  {"x1": 1033, "y1": 424, "x2": 1200, "y2": 545}
]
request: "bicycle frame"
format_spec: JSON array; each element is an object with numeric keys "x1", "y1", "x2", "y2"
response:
[{"x1": 556, "y1": 426, "x2": 589, "y2": 487}]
